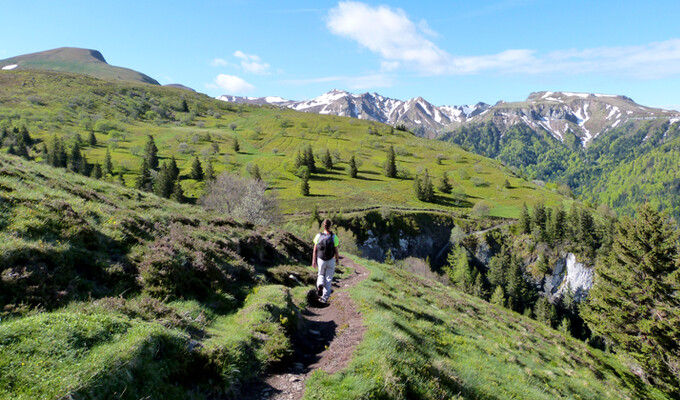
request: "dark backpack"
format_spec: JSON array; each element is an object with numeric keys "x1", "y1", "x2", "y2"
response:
[{"x1": 317, "y1": 233, "x2": 335, "y2": 261}]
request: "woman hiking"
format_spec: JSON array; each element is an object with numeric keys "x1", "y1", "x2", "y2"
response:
[{"x1": 312, "y1": 219, "x2": 339, "y2": 304}]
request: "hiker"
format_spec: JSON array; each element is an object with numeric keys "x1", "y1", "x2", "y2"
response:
[{"x1": 312, "y1": 219, "x2": 339, "y2": 304}]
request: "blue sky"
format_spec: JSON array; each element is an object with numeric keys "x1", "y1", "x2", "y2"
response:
[{"x1": 2, "y1": 0, "x2": 680, "y2": 109}]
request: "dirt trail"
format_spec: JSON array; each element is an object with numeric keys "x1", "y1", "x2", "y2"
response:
[{"x1": 240, "y1": 255, "x2": 369, "y2": 400}]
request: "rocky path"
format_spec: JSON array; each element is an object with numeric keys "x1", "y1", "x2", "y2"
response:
[{"x1": 240, "y1": 255, "x2": 369, "y2": 400}]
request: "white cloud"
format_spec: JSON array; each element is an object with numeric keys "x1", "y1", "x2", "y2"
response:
[
  {"x1": 327, "y1": 2, "x2": 680, "y2": 79},
  {"x1": 234, "y1": 50, "x2": 271, "y2": 74},
  {"x1": 210, "y1": 58, "x2": 229, "y2": 67},
  {"x1": 208, "y1": 74, "x2": 255, "y2": 94}
]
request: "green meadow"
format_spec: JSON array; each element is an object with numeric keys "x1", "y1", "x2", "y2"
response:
[{"x1": 0, "y1": 70, "x2": 564, "y2": 218}]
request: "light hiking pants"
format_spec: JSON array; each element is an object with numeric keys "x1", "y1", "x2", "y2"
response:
[{"x1": 316, "y1": 258, "x2": 335, "y2": 301}]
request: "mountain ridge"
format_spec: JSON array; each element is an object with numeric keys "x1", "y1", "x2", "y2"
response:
[{"x1": 217, "y1": 89, "x2": 680, "y2": 144}]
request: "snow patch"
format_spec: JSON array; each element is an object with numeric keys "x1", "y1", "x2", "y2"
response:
[
  {"x1": 1, "y1": 64, "x2": 18, "y2": 70},
  {"x1": 612, "y1": 119, "x2": 621, "y2": 128},
  {"x1": 541, "y1": 91, "x2": 554, "y2": 99},
  {"x1": 606, "y1": 106, "x2": 620, "y2": 120},
  {"x1": 562, "y1": 92, "x2": 589, "y2": 98}
]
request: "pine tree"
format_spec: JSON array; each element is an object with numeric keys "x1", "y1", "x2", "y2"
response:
[
  {"x1": 534, "y1": 297, "x2": 556, "y2": 327},
  {"x1": 232, "y1": 137, "x2": 240, "y2": 153},
  {"x1": 506, "y1": 257, "x2": 532, "y2": 313},
  {"x1": 300, "y1": 174, "x2": 310, "y2": 196},
  {"x1": 323, "y1": 149, "x2": 333, "y2": 170},
  {"x1": 437, "y1": 172, "x2": 452, "y2": 194},
  {"x1": 154, "y1": 161, "x2": 175, "y2": 198},
  {"x1": 104, "y1": 148, "x2": 113, "y2": 176},
  {"x1": 583, "y1": 204, "x2": 680, "y2": 392},
  {"x1": 136, "y1": 158, "x2": 153, "y2": 192},
  {"x1": 190, "y1": 156, "x2": 204, "y2": 181},
  {"x1": 532, "y1": 202, "x2": 548, "y2": 241},
  {"x1": 19, "y1": 126, "x2": 32, "y2": 147},
  {"x1": 16, "y1": 144, "x2": 29, "y2": 159},
  {"x1": 204, "y1": 161, "x2": 215, "y2": 182},
  {"x1": 294, "y1": 150, "x2": 305, "y2": 169},
  {"x1": 491, "y1": 286, "x2": 506, "y2": 307},
  {"x1": 487, "y1": 246, "x2": 510, "y2": 289},
  {"x1": 92, "y1": 163, "x2": 102, "y2": 179},
  {"x1": 472, "y1": 273, "x2": 487, "y2": 299},
  {"x1": 384, "y1": 145, "x2": 397, "y2": 178},
  {"x1": 447, "y1": 245, "x2": 474, "y2": 294},
  {"x1": 518, "y1": 203, "x2": 531, "y2": 234},
  {"x1": 118, "y1": 172, "x2": 126, "y2": 186},
  {"x1": 349, "y1": 155, "x2": 358, "y2": 178},
  {"x1": 144, "y1": 135, "x2": 159, "y2": 170},
  {"x1": 305, "y1": 145, "x2": 316, "y2": 173},
  {"x1": 68, "y1": 142, "x2": 83, "y2": 173},
  {"x1": 88, "y1": 130, "x2": 97, "y2": 146},
  {"x1": 180, "y1": 99, "x2": 189, "y2": 112},
  {"x1": 413, "y1": 174, "x2": 423, "y2": 200},
  {"x1": 169, "y1": 156, "x2": 180, "y2": 181},
  {"x1": 170, "y1": 181, "x2": 186, "y2": 203},
  {"x1": 421, "y1": 169, "x2": 435, "y2": 202},
  {"x1": 7, "y1": 144, "x2": 15, "y2": 155}
]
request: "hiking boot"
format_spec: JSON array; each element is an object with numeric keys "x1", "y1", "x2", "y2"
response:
[{"x1": 317, "y1": 285, "x2": 323, "y2": 298}]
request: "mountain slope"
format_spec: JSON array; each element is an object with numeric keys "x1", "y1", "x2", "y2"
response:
[
  {"x1": 0, "y1": 47, "x2": 159, "y2": 85},
  {"x1": 0, "y1": 69, "x2": 565, "y2": 219},
  {"x1": 304, "y1": 256, "x2": 669, "y2": 399}
]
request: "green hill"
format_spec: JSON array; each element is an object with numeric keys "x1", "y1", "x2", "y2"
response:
[
  {"x1": 0, "y1": 69, "x2": 565, "y2": 219},
  {"x1": 0, "y1": 153, "x2": 668, "y2": 399},
  {"x1": 0, "y1": 47, "x2": 159, "y2": 85}
]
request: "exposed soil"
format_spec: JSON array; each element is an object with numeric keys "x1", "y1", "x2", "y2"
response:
[{"x1": 239, "y1": 255, "x2": 369, "y2": 400}]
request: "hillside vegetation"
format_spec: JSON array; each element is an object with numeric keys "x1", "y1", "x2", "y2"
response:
[
  {"x1": 0, "y1": 69, "x2": 564, "y2": 218},
  {"x1": 442, "y1": 118, "x2": 680, "y2": 219},
  {"x1": 304, "y1": 256, "x2": 669, "y2": 400}
]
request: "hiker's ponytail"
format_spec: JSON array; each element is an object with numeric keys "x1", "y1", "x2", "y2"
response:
[{"x1": 321, "y1": 219, "x2": 333, "y2": 236}]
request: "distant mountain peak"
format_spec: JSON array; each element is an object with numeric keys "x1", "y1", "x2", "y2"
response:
[{"x1": 0, "y1": 47, "x2": 159, "y2": 85}]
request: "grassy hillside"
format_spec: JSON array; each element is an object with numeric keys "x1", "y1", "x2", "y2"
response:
[
  {"x1": 0, "y1": 69, "x2": 565, "y2": 219},
  {"x1": 0, "y1": 152, "x2": 317, "y2": 398},
  {"x1": 304, "y1": 256, "x2": 668, "y2": 400},
  {"x1": 0, "y1": 47, "x2": 159, "y2": 85}
]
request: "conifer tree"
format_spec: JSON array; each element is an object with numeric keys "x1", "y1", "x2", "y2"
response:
[
  {"x1": 136, "y1": 158, "x2": 153, "y2": 192},
  {"x1": 232, "y1": 137, "x2": 240, "y2": 153},
  {"x1": 583, "y1": 204, "x2": 680, "y2": 392},
  {"x1": 154, "y1": 161, "x2": 175, "y2": 198},
  {"x1": 144, "y1": 135, "x2": 158, "y2": 170},
  {"x1": 305, "y1": 145, "x2": 316, "y2": 173},
  {"x1": 487, "y1": 246, "x2": 510, "y2": 289},
  {"x1": 181, "y1": 99, "x2": 189, "y2": 113},
  {"x1": 518, "y1": 203, "x2": 531, "y2": 234},
  {"x1": 118, "y1": 172, "x2": 126, "y2": 186},
  {"x1": 40, "y1": 142, "x2": 48, "y2": 156},
  {"x1": 323, "y1": 148, "x2": 333, "y2": 170},
  {"x1": 294, "y1": 150, "x2": 305, "y2": 169},
  {"x1": 15, "y1": 144, "x2": 29, "y2": 159},
  {"x1": 421, "y1": 169, "x2": 435, "y2": 202},
  {"x1": 190, "y1": 156, "x2": 204, "y2": 181},
  {"x1": 413, "y1": 174, "x2": 423, "y2": 200},
  {"x1": 104, "y1": 148, "x2": 113, "y2": 176},
  {"x1": 384, "y1": 145, "x2": 397, "y2": 178},
  {"x1": 491, "y1": 286, "x2": 505, "y2": 307},
  {"x1": 170, "y1": 181, "x2": 186, "y2": 203},
  {"x1": 79, "y1": 154, "x2": 90, "y2": 176},
  {"x1": 349, "y1": 155, "x2": 358, "y2": 178},
  {"x1": 532, "y1": 202, "x2": 548, "y2": 241},
  {"x1": 447, "y1": 245, "x2": 474, "y2": 294},
  {"x1": 88, "y1": 130, "x2": 97, "y2": 146},
  {"x1": 472, "y1": 273, "x2": 487, "y2": 299},
  {"x1": 169, "y1": 156, "x2": 180, "y2": 181},
  {"x1": 534, "y1": 297, "x2": 556, "y2": 327},
  {"x1": 437, "y1": 172, "x2": 452, "y2": 194},
  {"x1": 204, "y1": 161, "x2": 215, "y2": 182},
  {"x1": 68, "y1": 142, "x2": 83, "y2": 173},
  {"x1": 92, "y1": 163, "x2": 102, "y2": 179},
  {"x1": 19, "y1": 126, "x2": 32, "y2": 147},
  {"x1": 7, "y1": 144, "x2": 15, "y2": 155},
  {"x1": 299, "y1": 166, "x2": 311, "y2": 196},
  {"x1": 506, "y1": 257, "x2": 532, "y2": 313}
]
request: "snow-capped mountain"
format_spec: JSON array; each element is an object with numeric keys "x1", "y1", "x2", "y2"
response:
[
  {"x1": 217, "y1": 90, "x2": 679, "y2": 145},
  {"x1": 217, "y1": 90, "x2": 490, "y2": 138},
  {"x1": 472, "y1": 91, "x2": 680, "y2": 146}
]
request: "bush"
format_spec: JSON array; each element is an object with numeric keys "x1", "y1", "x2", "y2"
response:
[{"x1": 201, "y1": 172, "x2": 280, "y2": 225}]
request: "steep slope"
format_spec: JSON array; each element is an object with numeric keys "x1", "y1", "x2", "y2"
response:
[
  {"x1": 0, "y1": 69, "x2": 564, "y2": 219},
  {"x1": 0, "y1": 47, "x2": 159, "y2": 85},
  {"x1": 303, "y1": 256, "x2": 669, "y2": 399}
]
